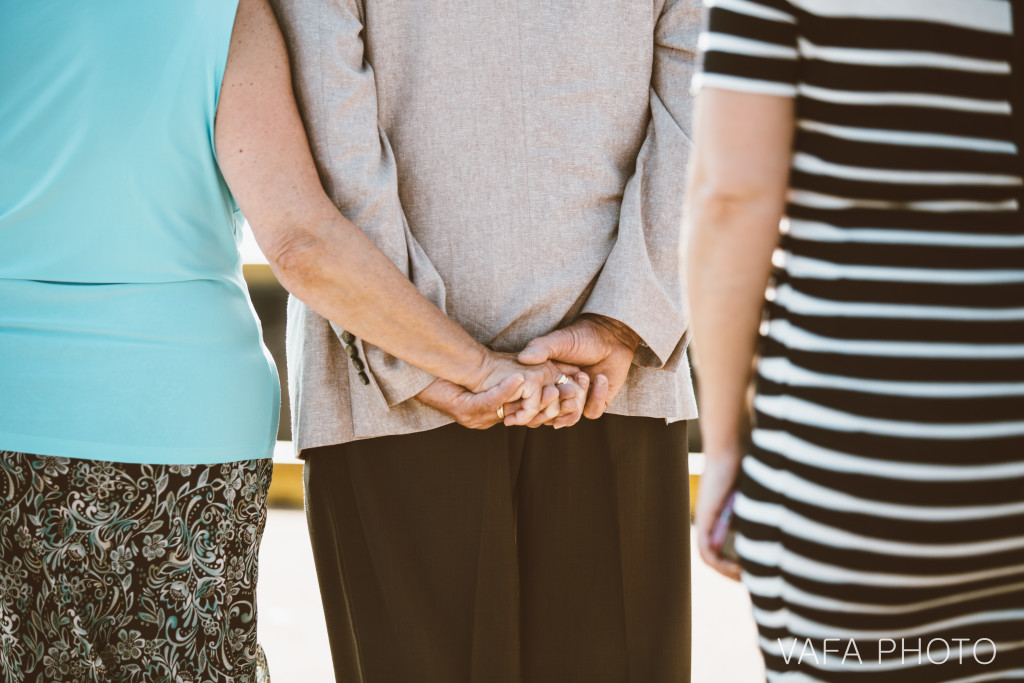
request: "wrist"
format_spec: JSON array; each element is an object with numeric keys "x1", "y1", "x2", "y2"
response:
[
  {"x1": 458, "y1": 344, "x2": 497, "y2": 393},
  {"x1": 581, "y1": 314, "x2": 641, "y2": 352}
]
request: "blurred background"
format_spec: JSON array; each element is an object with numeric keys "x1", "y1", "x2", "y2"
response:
[{"x1": 241, "y1": 227, "x2": 764, "y2": 682}]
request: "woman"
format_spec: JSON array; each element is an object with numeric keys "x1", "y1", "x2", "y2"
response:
[
  {"x1": 687, "y1": 0, "x2": 1023, "y2": 680},
  {"x1": 0, "y1": 1, "x2": 579, "y2": 680}
]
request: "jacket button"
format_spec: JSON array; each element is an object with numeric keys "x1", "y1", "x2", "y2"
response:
[
  {"x1": 341, "y1": 331, "x2": 355, "y2": 345},
  {"x1": 357, "y1": 371, "x2": 370, "y2": 386},
  {"x1": 345, "y1": 344, "x2": 359, "y2": 359},
  {"x1": 352, "y1": 357, "x2": 365, "y2": 372}
]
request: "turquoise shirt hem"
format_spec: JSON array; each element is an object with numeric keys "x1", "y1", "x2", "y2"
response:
[{"x1": 0, "y1": 431, "x2": 274, "y2": 466}]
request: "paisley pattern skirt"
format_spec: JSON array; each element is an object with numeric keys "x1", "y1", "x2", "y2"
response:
[{"x1": 0, "y1": 451, "x2": 272, "y2": 683}]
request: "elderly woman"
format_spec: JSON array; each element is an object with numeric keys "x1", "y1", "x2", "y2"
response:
[
  {"x1": 0, "y1": 1, "x2": 579, "y2": 680},
  {"x1": 687, "y1": 0, "x2": 1023, "y2": 680}
]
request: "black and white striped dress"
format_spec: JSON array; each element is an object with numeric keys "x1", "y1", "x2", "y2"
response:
[{"x1": 695, "y1": 0, "x2": 1024, "y2": 680}]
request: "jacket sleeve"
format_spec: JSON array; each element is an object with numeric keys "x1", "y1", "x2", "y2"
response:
[
  {"x1": 270, "y1": 0, "x2": 443, "y2": 408},
  {"x1": 580, "y1": 0, "x2": 703, "y2": 371}
]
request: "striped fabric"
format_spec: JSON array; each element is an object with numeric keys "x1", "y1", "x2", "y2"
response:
[{"x1": 697, "y1": 1, "x2": 1024, "y2": 680}]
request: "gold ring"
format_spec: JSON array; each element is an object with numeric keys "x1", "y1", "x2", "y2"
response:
[
  {"x1": 496, "y1": 405, "x2": 505, "y2": 421},
  {"x1": 555, "y1": 373, "x2": 569, "y2": 386}
]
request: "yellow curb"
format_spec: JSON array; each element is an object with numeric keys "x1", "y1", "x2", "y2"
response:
[
  {"x1": 267, "y1": 442, "x2": 304, "y2": 509},
  {"x1": 267, "y1": 442, "x2": 705, "y2": 516}
]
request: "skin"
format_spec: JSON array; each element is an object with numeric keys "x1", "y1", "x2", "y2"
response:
[
  {"x1": 683, "y1": 88, "x2": 795, "y2": 581},
  {"x1": 214, "y1": 0, "x2": 566, "y2": 426},
  {"x1": 513, "y1": 315, "x2": 642, "y2": 427}
]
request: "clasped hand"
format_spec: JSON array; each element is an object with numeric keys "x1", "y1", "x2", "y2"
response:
[{"x1": 417, "y1": 315, "x2": 640, "y2": 430}]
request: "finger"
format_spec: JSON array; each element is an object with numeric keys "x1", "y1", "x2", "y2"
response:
[
  {"x1": 517, "y1": 329, "x2": 571, "y2": 365},
  {"x1": 477, "y1": 373, "x2": 525, "y2": 407},
  {"x1": 696, "y1": 528, "x2": 742, "y2": 581},
  {"x1": 551, "y1": 372, "x2": 588, "y2": 428},
  {"x1": 541, "y1": 385, "x2": 561, "y2": 420},
  {"x1": 508, "y1": 378, "x2": 543, "y2": 426},
  {"x1": 526, "y1": 385, "x2": 561, "y2": 428},
  {"x1": 465, "y1": 374, "x2": 525, "y2": 428},
  {"x1": 500, "y1": 399, "x2": 524, "y2": 426},
  {"x1": 582, "y1": 373, "x2": 609, "y2": 419},
  {"x1": 694, "y1": 488, "x2": 743, "y2": 582},
  {"x1": 553, "y1": 361, "x2": 581, "y2": 376},
  {"x1": 545, "y1": 373, "x2": 586, "y2": 427}
]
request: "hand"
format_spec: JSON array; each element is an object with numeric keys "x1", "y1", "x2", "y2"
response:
[
  {"x1": 441, "y1": 352, "x2": 574, "y2": 427},
  {"x1": 415, "y1": 374, "x2": 525, "y2": 429},
  {"x1": 693, "y1": 447, "x2": 744, "y2": 581},
  {"x1": 500, "y1": 364, "x2": 590, "y2": 429},
  {"x1": 517, "y1": 315, "x2": 640, "y2": 420}
]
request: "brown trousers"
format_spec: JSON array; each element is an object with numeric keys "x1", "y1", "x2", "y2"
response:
[{"x1": 304, "y1": 415, "x2": 691, "y2": 683}]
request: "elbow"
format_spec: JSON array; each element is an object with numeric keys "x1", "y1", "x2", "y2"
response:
[
  {"x1": 691, "y1": 180, "x2": 783, "y2": 230},
  {"x1": 264, "y1": 228, "x2": 323, "y2": 295}
]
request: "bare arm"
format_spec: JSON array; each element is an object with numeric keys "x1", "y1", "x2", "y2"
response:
[
  {"x1": 214, "y1": 0, "x2": 560, "y2": 420},
  {"x1": 685, "y1": 88, "x2": 794, "y2": 578}
]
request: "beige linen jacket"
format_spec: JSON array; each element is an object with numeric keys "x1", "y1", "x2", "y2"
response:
[{"x1": 271, "y1": 0, "x2": 702, "y2": 452}]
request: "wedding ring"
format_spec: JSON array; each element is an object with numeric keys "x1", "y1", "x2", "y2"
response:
[
  {"x1": 496, "y1": 405, "x2": 505, "y2": 421},
  {"x1": 555, "y1": 373, "x2": 569, "y2": 386}
]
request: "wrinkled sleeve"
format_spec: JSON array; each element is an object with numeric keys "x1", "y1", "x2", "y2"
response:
[
  {"x1": 580, "y1": 0, "x2": 704, "y2": 371},
  {"x1": 270, "y1": 0, "x2": 444, "y2": 408}
]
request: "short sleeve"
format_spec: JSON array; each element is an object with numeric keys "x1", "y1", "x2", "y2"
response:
[{"x1": 691, "y1": 0, "x2": 799, "y2": 97}]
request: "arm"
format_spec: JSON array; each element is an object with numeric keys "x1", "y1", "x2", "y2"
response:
[
  {"x1": 216, "y1": 0, "x2": 562, "y2": 425},
  {"x1": 686, "y1": 88, "x2": 794, "y2": 579},
  {"x1": 267, "y1": 0, "x2": 446, "y2": 409}
]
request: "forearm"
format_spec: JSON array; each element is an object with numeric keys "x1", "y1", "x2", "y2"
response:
[
  {"x1": 264, "y1": 202, "x2": 490, "y2": 391},
  {"x1": 685, "y1": 185, "x2": 780, "y2": 455}
]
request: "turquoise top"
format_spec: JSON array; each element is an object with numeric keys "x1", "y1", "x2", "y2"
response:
[{"x1": 0, "y1": 1, "x2": 280, "y2": 464}]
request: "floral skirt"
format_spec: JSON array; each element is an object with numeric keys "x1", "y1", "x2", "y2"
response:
[{"x1": 0, "y1": 451, "x2": 272, "y2": 683}]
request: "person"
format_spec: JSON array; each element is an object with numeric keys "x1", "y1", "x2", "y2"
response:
[
  {"x1": 269, "y1": 0, "x2": 703, "y2": 680},
  {"x1": 0, "y1": 1, "x2": 566, "y2": 680},
  {"x1": 686, "y1": 0, "x2": 1024, "y2": 680}
]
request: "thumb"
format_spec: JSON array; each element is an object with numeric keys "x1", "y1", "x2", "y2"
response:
[
  {"x1": 518, "y1": 329, "x2": 572, "y2": 365},
  {"x1": 477, "y1": 373, "x2": 525, "y2": 406}
]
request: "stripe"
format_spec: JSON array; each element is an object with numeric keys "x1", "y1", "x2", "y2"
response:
[
  {"x1": 765, "y1": 672, "x2": 826, "y2": 683},
  {"x1": 737, "y1": 534, "x2": 1024, "y2": 586},
  {"x1": 795, "y1": 120, "x2": 1018, "y2": 154},
  {"x1": 737, "y1": 495, "x2": 1024, "y2": 560},
  {"x1": 742, "y1": 456, "x2": 1024, "y2": 521},
  {"x1": 945, "y1": 669, "x2": 1024, "y2": 683},
  {"x1": 701, "y1": 32, "x2": 798, "y2": 59},
  {"x1": 767, "y1": 318, "x2": 1024, "y2": 358},
  {"x1": 706, "y1": 0, "x2": 796, "y2": 24},
  {"x1": 787, "y1": 189, "x2": 1019, "y2": 212},
  {"x1": 692, "y1": 71, "x2": 797, "y2": 96},
  {"x1": 780, "y1": 251, "x2": 1024, "y2": 284},
  {"x1": 797, "y1": 83, "x2": 1012, "y2": 114},
  {"x1": 785, "y1": 219, "x2": 1024, "y2": 246},
  {"x1": 786, "y1": 0, "x2": 1012, "y2": 36},
  {"x1": 760, "y1": 355, "x2": 1024, "y2": 398},
  {"x1": 752, "y1": 429, "x2": 1024, "y2": 482},
  {"x1": 772, "y1": 283, "x2": 1024, "y2": 322},
  {"x1": 797, "y1": 38, "x2": 1011, "y2": 74},
  {"x1": 792, "y1": 152, "x2": 1023, "y2": 186},
  {"x1": 745, "y1": 571, "x2": 1024, "y2": 616},
  {"x1": 753, "y1": 604, "x2": 1024, "y2": 644},
  {"x1": 755, "y1": 392, "x2": 1024, "y2": 439}
]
